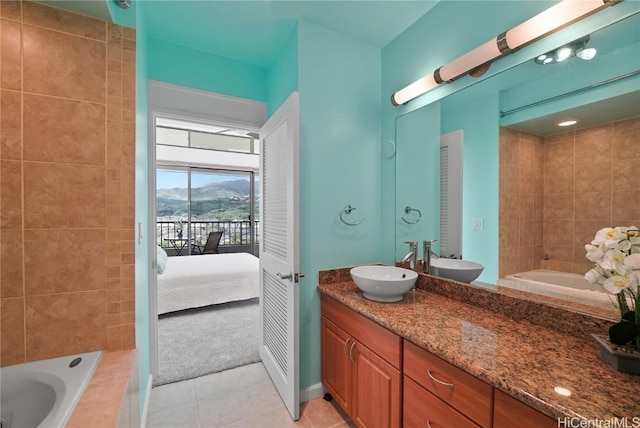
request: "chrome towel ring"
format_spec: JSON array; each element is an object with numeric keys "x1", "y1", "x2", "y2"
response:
[
  {"x1": 340, "y1": 205, "x2": 365, "y2": 226},
  {"x1": 401, "y1": 206, "x2": 422, "y2": 224}
]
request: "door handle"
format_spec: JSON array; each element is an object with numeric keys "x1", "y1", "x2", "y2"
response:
[{"x1": 277, "y1": 272, "x2": 293, "y2": 282}]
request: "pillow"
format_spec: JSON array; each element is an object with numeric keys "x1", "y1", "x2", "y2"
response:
[{"x1": 157, "y1": 246, "x2": 168, "y2": 274}]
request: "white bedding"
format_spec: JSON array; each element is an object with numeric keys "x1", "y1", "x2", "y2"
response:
[{"x1": 157, "y1": 252, "x2": 259, "y2": 315}]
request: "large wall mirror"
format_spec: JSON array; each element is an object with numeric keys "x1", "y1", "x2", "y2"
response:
[{"x1": 395, "y1": 10, "x2": 640, "y2": 317}]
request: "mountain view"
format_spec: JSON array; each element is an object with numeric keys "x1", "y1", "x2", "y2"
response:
[{"x1": 157, "y1": 179, "x2": 258, "y2": 221}]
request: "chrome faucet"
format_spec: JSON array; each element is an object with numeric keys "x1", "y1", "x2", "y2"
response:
[
  {"x1": 402, "y1": 241, "x2": 418, "y2": 271},
  {"x1": 423, "y1": 239, "x2": 438, "y2": 274}
]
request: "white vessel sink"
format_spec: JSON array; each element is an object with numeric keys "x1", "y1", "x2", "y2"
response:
[
  {"x1": 430, "y1": 259, "x2": 484, "y2": 283},
  {"x1": 350, "y1": 265, "x2": 417, "y2": 302}
]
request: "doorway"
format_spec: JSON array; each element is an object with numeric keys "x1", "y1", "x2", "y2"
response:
[{"x1": 152, "y1": 116, "x2": 262, "y2": 386}]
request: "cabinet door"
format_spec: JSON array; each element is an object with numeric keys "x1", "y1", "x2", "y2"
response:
[
  {"x1": 352, "y1": 341, "x2": 401, "y2": 428},
  {"x1": 493, "y1": 390, "x2": 557, "y2": 428},
  {"x1": 321, "y1": 317, "x2": 352, "y2": 414}
]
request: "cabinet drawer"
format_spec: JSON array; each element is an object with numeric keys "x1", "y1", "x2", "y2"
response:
[
  {"x1": 404, "y1": 376, "x2": 479, "y2": 428},
  {"x1": 404, "y1": 340, "x2": 492, "y2": 427},
  {"x1": 493, "y1": 390, "x2": 556, "y2": 428},
  {"x1": 321, "y1": 295, "x2": 402, "y2": 369}
]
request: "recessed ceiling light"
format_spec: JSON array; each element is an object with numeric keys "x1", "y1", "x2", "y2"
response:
[
  {"x1": 556, "y1": 119, "x2": 579, "y2": 127},
  {"x1": 577, "y1": 47, "x2": 597, "y2": 60}
]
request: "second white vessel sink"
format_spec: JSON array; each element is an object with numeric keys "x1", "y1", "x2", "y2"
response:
[
  {"x1": 350, "y1": 265, "x2": 417, "y2": 302},
  {"x1": 430, "y1": 259, "x2": 484, "y2": 283}
]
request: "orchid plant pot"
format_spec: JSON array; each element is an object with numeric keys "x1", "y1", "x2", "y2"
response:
[{"x1": 592, "y1": 334, "x2": 640, "y2": 375}]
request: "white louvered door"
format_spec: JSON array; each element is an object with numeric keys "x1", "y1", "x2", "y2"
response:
[
  {"x1": 258, "y1": 92, "x2": 300, "y2": 421},
  {"x1": 440, "y1": 130, "x2": 463, "y2": 259}
]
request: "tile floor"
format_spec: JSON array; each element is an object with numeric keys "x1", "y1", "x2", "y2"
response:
[{"x1": 148, "y1": 362, "x2": 354, "y2": 428}]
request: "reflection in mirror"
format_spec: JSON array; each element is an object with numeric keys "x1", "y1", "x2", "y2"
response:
[{"x1": 395, "y1": 11, "x2": 639, "y2": 317}]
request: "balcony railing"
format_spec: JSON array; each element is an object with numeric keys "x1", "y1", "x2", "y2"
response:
[{"x1": 157, "y1": 220, "x2": 259, "y2": 249}]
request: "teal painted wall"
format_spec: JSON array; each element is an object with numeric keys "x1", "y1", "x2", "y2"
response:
[
  {"x1": 395, "y1": 103, "x2": 441, "y2": 260},
  {"x1": 147, "y1": 38, "x2": 268, "y2": 102},
  {"x1": 441, "y1": 92, "x2": 500, "y2": 283},
  {"x1": 267, "y1": 25, "x2": 299, "y2": 116},
  {"x1": 297, "y1": 20, "x2": 381, "y2": 389},
  {"x1": 133, "y1": 8, "x2": 151, "y2": 418}
]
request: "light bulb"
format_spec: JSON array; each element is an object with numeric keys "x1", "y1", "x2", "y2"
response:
[
  {"x1": 556, "y1": 47, "x2": 573, "y2": 62},
  {"x1": 577, "y1": 47, "x2": 597, "y2": 60}
]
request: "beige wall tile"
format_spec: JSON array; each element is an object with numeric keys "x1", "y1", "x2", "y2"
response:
[
  {"x1": 23, "y1": 94, "x2": 106, "y2": 165},
  {"x1": 24, "y1": 229, "x2": 107, "y2": 295},
  {"x1": 22, "y1": 1, "x2": 106, "y2": 40},
  {"x1": 1, "y1": 297, "x2": 25, "y2": 365},
  {"x1": 1, "y1": 18, "x2": 22, "y2": 90},
  {"x1": 1, "y1": 229, "x2": 23, "y2": 298},
  {"x1": 574, "y1": 124, "x2": 612, "y2": 166},
  {"x1": 500, "y1": 220, "x2": 519, "y2": 250},
  {"x1": 612, "y1": 160, "x2": 639, "y2": 191},
  {"x1": 612, "y1": 127, "x2": 639, "y2": 159},
  {"x1": 575, "y1": 165, "x2": 611, "y2": 193},
  {"x1": 517, "y1": 244, "x2": 533, "y2": 272},
  {"x1": 23, "y1": 25, "x2": 106, "y2": 102},
  {"x1": 575, "y1": 192, "x2": 612, "y2": 220},
  {"x1": 544, "y1": 138, "x2": 574, "y2": 169},
  {"x1": 543, "y1": 193, "x2": 573, "y2": 220},
  {"x1": 25, "y1": 291, "x2": 107, "y2": 361},
  {"x1": 612, "y1": 191, "x2": 640, "y2": 220},
  {"x1": 1, "y1": 6, "x2": 134, "y2": 360},
  {"x1": 542, "y1": 244, "x2": 574, "y2": 263},
  {"x1": 544, "y1": 165, "x2": 574, "y2": 194},
  {"x1": 1, "y1": 160, "x2": 22, "y2": 229},
  {"x1": 0, "y1": 1, "x2": 21, "y2": 21},
  {"x1": 23, "y1": 162, "x2": 106, "y2": 229},
  {"x1": 544, "y1": 220, "x2": 574, "y2": 245},
  {"x1": 0, "y1": 89, "x2": 22, "y2": 159}
]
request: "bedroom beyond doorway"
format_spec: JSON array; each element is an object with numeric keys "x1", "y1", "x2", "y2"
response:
[{"x1": 153, "y1": 115, "x2": 262, "y2": 386}]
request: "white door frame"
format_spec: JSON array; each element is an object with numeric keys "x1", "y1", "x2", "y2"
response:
[{"x1": 147, "y1": 81, "x2": 267, "y2": 378}]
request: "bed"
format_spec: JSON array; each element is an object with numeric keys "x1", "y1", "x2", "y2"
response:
[{"x1": 157, "y1": 252, "x2": 259, "y2": 315}]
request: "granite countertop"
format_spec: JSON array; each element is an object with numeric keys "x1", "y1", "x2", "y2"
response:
[{"x1": 317, "y1": 277, "x2": 640, "y2": 422}]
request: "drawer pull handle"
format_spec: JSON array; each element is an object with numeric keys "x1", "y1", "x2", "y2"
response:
[
  {"x1": 343, "y1": 338, "x2": 351, "y2": 357},
  {"x1": 427, "y1": 370, "x2": 454, "y2": 388},
  {"x1": 426, "y1": 420, "x2": 433, "y2": 428},
  {"x1": 349, "y1": 342, "x2": 356, "y2": 362}
]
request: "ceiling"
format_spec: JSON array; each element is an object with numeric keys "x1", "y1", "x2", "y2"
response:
[
  {"x1": 506, "y1": 91, "x2": 640, "y2": 136},
  {"x1": 44, "y1": 0, "x2": 439, "y2": 67}
]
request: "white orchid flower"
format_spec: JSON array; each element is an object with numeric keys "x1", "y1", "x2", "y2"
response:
[
  {"x1": 624, "y1": 253, "x2": 640, "y2": 270},
  {"x1": 594, "y1": 227, "x2": 626, "y2": 247},
  {"x1": 602, "y1": 275, "x2": 637, "y2": 295},
  {"x1": 585, "y1": 268, "x2": 603, "y2": 284},
  {"x1": 585, "y1": 244, "x2": 604, "y2": 262}
]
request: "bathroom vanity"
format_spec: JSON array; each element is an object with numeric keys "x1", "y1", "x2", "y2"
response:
[{"x1": 318, "y1": 268, "x2": 640, "y2": 427}]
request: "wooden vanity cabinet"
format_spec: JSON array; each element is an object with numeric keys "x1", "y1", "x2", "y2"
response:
[
  {"x1": 320, "y1": 295, "x2": 402, "y2": 428},
  {"x1": 493, "y1": 390, "x2": 557, "y2": 428},
  {"x1": 321, "y1": 295, "x2": 562, "y2": 428}
]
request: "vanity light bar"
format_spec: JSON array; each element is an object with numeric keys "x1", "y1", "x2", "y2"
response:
[{"x1": 391, "y1": 0, "x2": 622, "y2": 106}]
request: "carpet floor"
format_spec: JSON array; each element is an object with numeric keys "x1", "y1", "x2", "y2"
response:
[{"x1": 155, "y1": 298, "x2": 260, "y2": 386}]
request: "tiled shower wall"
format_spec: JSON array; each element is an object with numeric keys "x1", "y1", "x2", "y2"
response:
[
  {"x1": 499, "y1": 128, "x2": 544, "y2": 278},
  {"x1": 499, "y1": 116, "x2": 640, "y2": 278},
  {"x1": 0, "y1": 1, "x2": 136, "y2": 366}
]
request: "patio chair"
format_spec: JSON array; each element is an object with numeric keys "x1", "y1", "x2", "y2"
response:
[{"x1": 192, "y1": 231, "x2": 223, "y2": 255}]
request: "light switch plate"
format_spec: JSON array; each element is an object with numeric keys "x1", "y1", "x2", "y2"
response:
[{"x1": 472, "y1": 218, "x2": 484, "y2": 230}]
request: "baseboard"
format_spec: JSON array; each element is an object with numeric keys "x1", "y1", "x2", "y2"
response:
[
  {"x1": 140, "y1": 374, "x2": 153, "y2": 428},
  {"x1": 300, "y1": 382, "x2": 324, "y2": 403}
]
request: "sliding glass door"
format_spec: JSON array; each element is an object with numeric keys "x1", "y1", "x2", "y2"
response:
[{"x1": 156, "y1": 166, "x2": 259, "y2": 256}]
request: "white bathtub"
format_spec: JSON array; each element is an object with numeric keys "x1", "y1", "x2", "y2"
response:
[
  {"x1": 498, "y1": 269, "x2": 613, "y2": 309},
  {"x1": 0, "y1": 351, "x2": 102, "y2": 428}
]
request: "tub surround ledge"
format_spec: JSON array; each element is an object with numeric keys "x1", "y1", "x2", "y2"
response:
[
  {"x1": 66, "y1": 349, "x2": 137, "y2": 428},
  {"x1": 317, "y1": 267, "x2": 640, "y2": 422}
]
